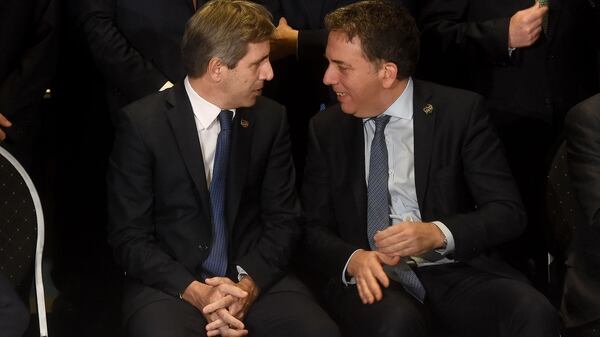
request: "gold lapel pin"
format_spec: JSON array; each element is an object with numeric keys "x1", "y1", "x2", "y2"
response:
[
  {"x1": 423, "y1": 103, "x2": 433, "y2": 115},
  {"x1": 240, "y1": 118, "x2": 249, "y2": 128}
]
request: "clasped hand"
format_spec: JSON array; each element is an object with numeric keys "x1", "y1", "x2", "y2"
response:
[
  {"x1": 182, "y1": 276, "x2": 259, "y2": 337},
  {"x1": 347, "y1": 221, "x2": 443, "y2": 304},
  {"x1": 374, "y1": 221, "x2": 444, "y2": 258}
]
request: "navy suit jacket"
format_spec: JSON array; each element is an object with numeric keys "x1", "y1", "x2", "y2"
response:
[
  {"x1": 107, "y1": 85, "x2": 301, "y2": 317},
  {"x1": 301, "y1": 80, "x2": 527, "y2": 291}
]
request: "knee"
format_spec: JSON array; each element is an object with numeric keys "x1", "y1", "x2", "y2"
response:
[
  {"x1": 375, "y1": 305, "x2": 427, "y2": 337},
  {"x1": 513, "y1": 291, "x2": 557, "y2": 320},
  {"x1": 126, "y1": 301, "x2": 206, "y2": 337},
  {"x1": 15, "y1": 301, "x2": 29, "y2": 335},
  {"x1": 268, "y1": 309, "x2": 341, "y2": 337},
  {"x1": 295, "y1": 318, "x2": 341, "y2": 337},
  {"x1": 1, "y1": 297, "x2": 29, "y2": 337},
  {"x1": 510, "y1": 290, "x2": 559, "y2": 333}
]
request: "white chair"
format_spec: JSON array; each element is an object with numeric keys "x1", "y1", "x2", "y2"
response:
[{"x1": 0, "y1": 145, "x2": 48, "y2": 337}]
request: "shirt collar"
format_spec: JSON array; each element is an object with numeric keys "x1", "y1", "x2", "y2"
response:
[
  {"x1": 184, "y1": 76, "x2": 236, "y2": 130},
  {"x1": 363, "y1": 77, "x2": 414, "y2": 123}
]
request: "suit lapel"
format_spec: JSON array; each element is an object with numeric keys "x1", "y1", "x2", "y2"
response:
[
  {"x1": 166, "y1": 85, "x2": 212, "y2": 216},
  {"x1": 225, "y1": 108, "x2": 253, "y2": 234},
  {"x1": 339, "y1": 111, "x2": 367, "y2": 239},
  {"x1": 412, "y1": 80, "x2": 435, "y2": 211}
]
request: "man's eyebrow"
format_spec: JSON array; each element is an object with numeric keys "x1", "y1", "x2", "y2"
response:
[
  {"x1": 324, "y1": 54, "x2": 349, "y2": 66},
  {"x1": 331, "y1": 59, "x2": 350, "y2": 67},
  {"x1": 254, "y1": 54, "x2": 270, "y2": 65}
]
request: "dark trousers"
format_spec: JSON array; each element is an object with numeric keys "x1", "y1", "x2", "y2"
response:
[
  {"x1": 324, "y1": 263, "x2": 559, "y2": 337},
  {"x1": 126, "y1": 274, "x2": 341, "y2": 337},
  {"x1": 0, "y1": 272, "x2": 29, "y2": 337}
]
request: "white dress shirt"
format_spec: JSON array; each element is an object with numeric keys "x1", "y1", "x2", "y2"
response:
[
  {"x1": 342, "y1": 78, "x2": 456, "y2": 286},
  {"x1": 184, "y1": 77, "x2": 236, "y2": 186}
]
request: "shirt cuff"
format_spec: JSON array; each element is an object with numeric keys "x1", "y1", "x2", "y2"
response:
[
  {"x1": 342, "y1": 249, "x2": 361, "y2": 286},
  {"x1": 236, "y1": 265, "x2": 249, "y2": 281},
  {"x1": 432, "y1": 221, "x2": 455, "y2": 255},
  {"x1": 508, "y1": 47, "x2": 516, "y2": 57}
]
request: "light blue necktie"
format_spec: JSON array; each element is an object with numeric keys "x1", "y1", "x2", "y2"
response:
[
  {"x1": 367, "y1": 115, "x2": 426, "y2": 303},
  {"x1": 202, "y1": 110, "x2": 233, "y2": 277}
]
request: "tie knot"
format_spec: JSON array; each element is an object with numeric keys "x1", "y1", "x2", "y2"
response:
[
  {"x1": 374, "y1": 114, "x2": 391, "y2": 132},
  {"x1": 218, "y1": 110, "x2": 233, "y2": 131}
]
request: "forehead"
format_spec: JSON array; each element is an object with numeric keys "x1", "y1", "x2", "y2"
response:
[
  {"x1": 240, "y1": 40, "x2": 270, "y2": 63},
  {"x1": 325, "y1": 31, "x2": 368, "y2": 63}
]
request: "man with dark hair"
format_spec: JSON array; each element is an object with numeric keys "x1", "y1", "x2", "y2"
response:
[
  {"x1": 107, "y1": 1, "x2": 340, "y2": 337},
  {"x1": 251, "y1": 0, "x2": 414, "y2": 183},
  {"x1": 302, "y1": 1, "x2": 558, "y2": 336}
]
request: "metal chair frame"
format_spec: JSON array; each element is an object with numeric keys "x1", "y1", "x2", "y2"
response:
[{"x1": 0, "y1": 146, "x2": 48, "y2": 337}]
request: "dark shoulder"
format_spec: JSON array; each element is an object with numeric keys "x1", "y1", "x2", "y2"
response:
[
  {"x1": 250, "y1": 96, "x2": 286, "y2": 117},
  {"x1": 311, "y1": 104, "x2": 349, "y2": 127},
  {"x1": 119, "y1": 89, "x2": 172, "y2": 124},
  {"x1": 414, "y1": 79, "x2": 483, "y2": 104},
  {"x1": 566, "y1": 93, "x2": 600, "y2": 129},
  {"x1": 242, "y1": 96, "x2": 287, "y2": 131},
  {"x1": 413, "y1": 79, "x2": 485, "y2": 126}
]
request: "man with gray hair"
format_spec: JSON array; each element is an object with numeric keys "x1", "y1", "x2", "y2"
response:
[{"x1": 107, "y1": 1, "x2": 340, "y2": 336}]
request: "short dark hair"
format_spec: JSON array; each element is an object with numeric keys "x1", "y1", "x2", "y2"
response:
[
  {"x1": 181, "y1": 0, "x2": 274, "y2": 77},
  {"x1": 324, "y1": 0, "x2": 419, "y2": 79}
]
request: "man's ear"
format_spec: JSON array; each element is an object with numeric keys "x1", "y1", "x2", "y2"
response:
[
  {"x1": 381, "y1": 62, "x2": 398, "y2": 89},
  {"x1": 207, "y1": 57, "x2": 225, "y2": 82}
]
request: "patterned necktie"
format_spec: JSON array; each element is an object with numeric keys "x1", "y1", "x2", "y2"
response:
[
  {"x1": 367, "y1": 115, "x2": 426, "y2": 303},
  {"x1": 202, "y1": 110, "x2": 233, "y2": 277}
]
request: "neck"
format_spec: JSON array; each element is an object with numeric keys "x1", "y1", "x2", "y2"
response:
[
  {"x1": 188, "y1": 75, "x2": 228, "y2": 109},
  {"x1": 368, "y1": 77, "x2": 409, "y2": 117}
]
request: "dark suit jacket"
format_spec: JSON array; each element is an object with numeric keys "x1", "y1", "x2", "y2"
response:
[
  {"x1": 562, "y1": 93, "x2": 600, "y2": 327},
  {"x1": 107, "y1": 85, "x2": 301, "y2": 316},
  {"x1": 301, "y1": 80, "x2": 526, "y2": 290},
  {"x1": 0, "y1": 0, "x2": 57, "y2": 118},
  {"x1": 418, "y1": 0, "x2": 599, "y2": 126},
  {"x1": 77, "y1": 0, "x2": 198, "y2": 114}
]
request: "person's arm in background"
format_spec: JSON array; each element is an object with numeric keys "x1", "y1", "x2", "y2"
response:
[
  {"x1": 0, "y1": 0, "x2": 57, "y2": 122},
  {"x1": 266, "y1": 0, "x2": 415, "y2": 63},
  {"x1": 74, "y1": 0, "x2": 170, "y2": 104},
  {"x1": 419, "y1": 0, "x2": 546, "y2": 64},
  {"x1": 417, "y1": 0, "x2": 547, "y2": 85}
]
